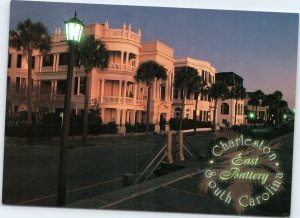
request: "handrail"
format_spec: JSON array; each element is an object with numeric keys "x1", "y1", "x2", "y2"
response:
[
  {"x1": 183, "y1": 138, "x2": 202, "y2": 160},
  {"x1": 143, "y1": 151, "x2": 167, "y2": 181},
  {"x1": 133, "y1": 143, "x2": 167, "y2": 184}
]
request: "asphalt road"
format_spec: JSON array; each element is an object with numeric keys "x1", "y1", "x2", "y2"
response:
[{"x1": 2, "y1": 132, "x2": 215, "y2": 206}]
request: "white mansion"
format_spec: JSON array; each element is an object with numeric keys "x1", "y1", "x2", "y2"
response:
[{"x1": 7, "y1": 21, "x2": 246, "y2": 129}]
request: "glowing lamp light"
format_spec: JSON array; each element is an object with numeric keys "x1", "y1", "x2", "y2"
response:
[
  {"x1": 248, "y1": 112, "x2": 255, "y2": 120},
  {"x1": 64, "y1": 12, "x2": 84, "y2": 43},
  {"x1": 283, "y1": 114, "x2": 287, "y2": 120},
  {"x1": 209, "y1": 160, "x2": 214, "y2": 164}
]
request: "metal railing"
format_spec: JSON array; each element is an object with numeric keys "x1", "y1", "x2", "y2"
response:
[{"x1": 132, "y1": 137, "x2": 167, "y2": 184}]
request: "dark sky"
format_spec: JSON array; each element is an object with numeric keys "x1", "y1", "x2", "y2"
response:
[{"x1": 9, "y1": 0, "x2": 299, "y2": 107}]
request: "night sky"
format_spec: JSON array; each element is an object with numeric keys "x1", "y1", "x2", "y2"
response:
[{"x1": 9, "y1": 0, "x2": 299, "y2": 107}]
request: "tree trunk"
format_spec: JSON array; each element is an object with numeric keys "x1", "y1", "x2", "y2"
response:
[
  {"x1": 179, "y1": 89, "x2": 186, "y2": 131},
  {"x1": 27, "y1": 50, "x2": 33, "y2": 126},
  {"x1": 193, "y1": 94, "x2": 199, "y2": 134},
  {"x1": 82, "y1": 70, "x2": 91, "y2": 145},
  {"x1": 212, "y1": 99, "x2": 218, "y2": 133},
  {"x1": 146, "y1": 84, "x2": 152, "y2": 135}
]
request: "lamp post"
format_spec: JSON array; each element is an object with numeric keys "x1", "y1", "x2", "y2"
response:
[{"x1": 57, "y1": 12, "x2": 84, "y2": 206}]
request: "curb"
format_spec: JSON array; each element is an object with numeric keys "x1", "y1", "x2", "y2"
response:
[{"x1": 67, "y1": 167, "x2": 203, "y2": 209}]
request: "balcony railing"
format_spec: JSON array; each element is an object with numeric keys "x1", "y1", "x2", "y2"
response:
[
  {"x1": 103, "y1": 96, "x2": 119, "y2": 103},
  {"x1": 108, "y1": 63, "x2": 137, "y2": 72},
  {"x1": 136, "y1": 100, "x2": 145, "y2": 106},
  {"x1": 125, "y1": 98, "x2": 134, "y2": 105},
  {"x1": 173, "y1": 99, "x2": 195, "y2": 105},
  {"x1": 57, "y1": 65, "x2": 68, "y2": 72},
  {"x1": 41, "y1": 66, "x2": 53, "y2": 73}
]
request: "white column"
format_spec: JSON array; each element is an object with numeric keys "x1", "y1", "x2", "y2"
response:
[
  {"x1": 116, "y1": 109, "x2": 121, "y2": 125},
  {"x1": 152, "y1": 78, "x2": 157, "y2": 100},
  {"x1": 53, "y1": 55, "x2": 57, "y2": 72},
  {"x1": 125, "y1": 52, "x2": 129, "y2": 70},
  {"x1": 96, "y1": 80, "x2": 100, "y2": 100},
  {"x1": 121, "y1": 109, "x2": 126, "y2": 126},
  {"x1": 156, "y1": 79, "x2": 160, "y2": 100},
  {"x1": 39, "y1": 56, "x2": 43, "y2": 72},
  {"x1": 101, "y1": 108, "x2": 106, "y2": 123},
  {"x1": 133, "y1": 84, "x2": 137, "y2": 104},
  {"x1": 165, "y1": 78, "x2": 169, "y2": 102},
  {"x1": 123, "y1": 80, "x2": 127, "y2": 99},
  {"x1": 100, "y1": 79, "x2": 105, "y2": 103},
  {"x1": 120, "y1": 51, "x2": 124, "y2": 70},
  {"x1": 118, "y1": 80, "x2": 122, "y2": 103},
  {"x1": 130, "y1": 110, "x2": 136, "y2": 125},
  {"x1": 56, "y1": 54, "x2": 60, "y2": 71}
]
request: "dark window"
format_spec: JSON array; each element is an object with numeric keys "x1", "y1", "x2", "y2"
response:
[
  {"x1": 57, "y1": 80, "x2": 67, "y2": 95},
  {"x1": 31, "y1": 56, "x2": 35, "y2": 69},
  {"x1": 174, "y1": 89, "x2": 179, "y2": 99},
  {"x1": 221, "y1": 103, "x2": 229, "y2": 115},
  {"x1": 21, "y1": 78, "x2": 27, "y2": 92},
  {"x1": 160, "y1": 85, "x2": 165, "y2": 100},
  {"x1": 8, "y1": 54, "x2": 11, "y2": 68},
  {"x1": 16, "y1": 77, "x2": 20, "y2": 92},
  {"x1": 42, "y1": 55, "x2": 54, "y2": 67},
  {"x1": 59, "y1": 53, "x2": 69, "y2": 65},
  {"x1": 17, "y1": 54, "x2": 22, "y2": 68},
  {"x1": 40, "y1": 81, "x2": 51, "y2": 95},
  {"x1": 74, "y1": 77, "x2": 78, "y2": 95},
  {"x1": 80, "y1": 77, "x2": 86, "y2": 94}
]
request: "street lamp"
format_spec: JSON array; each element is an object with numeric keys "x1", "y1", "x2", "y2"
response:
[
  {"x1": 57, "y1": 12, "x2": 84, "y2": 206},
  {"x1": 248, "y1": 112, "x2": 255, "y2": 120}
]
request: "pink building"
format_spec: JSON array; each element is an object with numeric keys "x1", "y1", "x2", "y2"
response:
[{"x1": 7, "y1": 21, "x2": 218, "y2": 131}]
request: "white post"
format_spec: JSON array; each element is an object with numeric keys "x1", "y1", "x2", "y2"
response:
[
  {"x1": 100, "y1": 79, "x2": 105, "y2": 103},
  {"x1": 118, "y1": 80, "x2": 122, "y2": 103}
]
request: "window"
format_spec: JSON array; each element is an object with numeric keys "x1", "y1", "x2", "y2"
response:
[
  {"x1": 59, "y1": 53, "x2": 69, "y2": 65},
  {"x1": 74, "y1": 77, "x2": 78, "y2": 95},
  {"x1": 31, "y1": 56, "x2": 36, "y2": 69},
  {"x1": 174, "y1": 89, "x2": 179, "y2": 99},
  {"x1": 16, "y1": 77, "x2": 20, "y2": 92},
  {"x1": 43, "y1": 55, "x2": 54, "y2": 67},
  {"x1": 57, "y1": 80, "x2": 67, "y2": 95},
  {"x1": 80, "y1": 77, "x2": 86, "y2": 95},
  {"x1": 8, "y1": 54, "x2": 11, "y2": 68},
  {"x1": 74, "y1": 77, "x2": 86, "y2": 95},
  {"x1": 221, "y1": 103, "x2": 229, "y2": 115},
  {"x1": 160, "y1": 85, "x2": 165, "y2": 100},
  {"x1": 21, "y1": 78, "x2": 26, "y2": 92},
  {"x1": 40, "y1": 81, "x2": 51, "y2": 95},
  {"x1": 17, "y1": 54, "x2": 22, "y2": 68}
]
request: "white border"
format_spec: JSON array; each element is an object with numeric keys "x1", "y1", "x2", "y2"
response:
[{"x1": 0, "y1": 1, "x2": 299, "y2": 218}]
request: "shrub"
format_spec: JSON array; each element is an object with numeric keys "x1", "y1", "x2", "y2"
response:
[
  {"x1": 169, "y1": 118, "x2": 211, "y2": 130},
  {"x1": 125, "y1": 123, "x2": 155, "y2": 133}
]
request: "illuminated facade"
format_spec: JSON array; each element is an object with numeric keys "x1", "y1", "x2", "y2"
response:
[{"x1": 7, "y1": 21, "x2": 219, "y2": 129}]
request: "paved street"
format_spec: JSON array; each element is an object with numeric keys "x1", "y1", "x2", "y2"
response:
[{"x1": 2, "y1": 132, "x2": 215, "y2": 206}]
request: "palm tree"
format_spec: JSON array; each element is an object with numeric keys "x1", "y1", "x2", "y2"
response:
[
  {"x1": 230, "y1": 85, "x2": 246, "y2": 125},
  {"x1": 174, "y1": 67, "x2": 198, "y2": 131},
  {"x1": 190, "y1": 77, "x2": 209, "y2": 133},
  {"x1": 9, "y1": 19, "x2": 51, "y2": 125},
  {"x1": 209, "y1": 83, "x2": 229, "y2": 132},
  {"x1": 261, "y1": 94, "x2": 275, "y2": 122},
  {"x1": 249, "y1": 90, "x2": 265, "y2": 119},
  {"x1": 273, "y1": 91, "x2": 283, "y2": 123},
  {"x1": 135, "y1": 61, "x2": 167, "y2": 134},
  {"x1": 77, "y1": 35, "x2": 109, "y2": 145}
]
